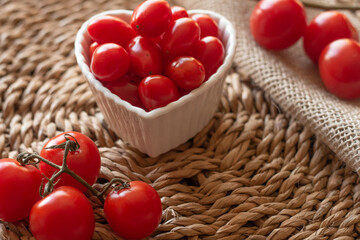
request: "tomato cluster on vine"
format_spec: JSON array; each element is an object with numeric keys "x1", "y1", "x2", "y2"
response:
[
  {"x1": 0, "y1": 131, "x2": 162, "y2": 240},
  {"x1": 250, "y1": 0, "x2": 360, "y2": 100},
  {"x1": 87, "y1": 0, "x2": 225, "y2": 111}
]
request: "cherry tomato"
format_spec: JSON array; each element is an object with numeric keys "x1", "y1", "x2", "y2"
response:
[
  {"x1": 179, "y1": 88, "x2": 191, "y2": 97},
  {"x1": 165, "y1": 56, "x2": 205, "y2": 90},
  {"x1": 149, "y1": 34, "x2": 164, "y2": 48},
  {"x1": 89, "y1": 42, "x2": 99, "y2": 60},
  {"x1": 29, "y1": 186, "x2": 95, "y2": 240},
  {"x1": 39, "y1": 131, "x2": 101, "y2": 192},
  {"x1": 171, "y1": 6, "x2": 188, "y2": 21},
  {"x1": 250, "y1": 0, "x2": 307, "y2": 50},
  {"x1": 192, "y1": 36, "x2": 225, "y2": 79},
  {"x1": 191, "y1": 13, "x2": 219, "y2": 38},
  {"x1": 87, "y1": 15, "x2": 136, "y2": 47},
  {"x1": 90, "y1": 43, "x2": 130, "y2": 82},
  {"x1": 138, "y1": 75, "x2": 180, "y2": 111},
  {"x1": 303, "y1": 11, "x2": 359, "y2": 63},
  {"x1": 0, "y1": 158, "x2": 42, "y2": 222},
  {"x1": 319, "y1": 39, "x2": 360, "y2": 100},
  {"x1": 131, "y1": 0, "x2": 172, "y2": 38},
  {"x1": 114, "y1": 72, "x2": 143, "y2": 86},
  {"x1": 104, "y1": 181, "x2": 162, "y2": 240},
  {"x1": 127, "y1": 36, "x2": 163, "y2": 78},
  {"x1": 161, "y1": 17, "x2": 201, "y2": 57},
  {"x1": 105, "y1": 74, "x2": 145, "y2": 109}
]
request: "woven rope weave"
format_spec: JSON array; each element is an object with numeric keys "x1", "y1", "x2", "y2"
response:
[{"x1": 1, "y1": 0, "x2": 360, "y2": 239}]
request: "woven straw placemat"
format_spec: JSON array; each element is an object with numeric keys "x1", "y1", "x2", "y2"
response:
[{"x1": 1, "y1": 0, "x2": 360, "y2": 239}]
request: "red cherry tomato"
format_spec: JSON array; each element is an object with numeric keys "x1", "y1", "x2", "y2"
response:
[
  {"x1": 138, "y1": 75, "x2": 180, "y2": 111},
  {"x1": 191, "y1": 13, "x2": 219, "y2": 38},
  {"x1": 250, "y1": 0, "x2": 307, "y2": 50},
  {"x1": 90, "y1": 43, "x2": 130, "y2": 82},
  {"x1": 89, "y1": 42, "x2": 99, "y2": 60},
  {"x1": 179, "y1": 88, "x2": 192, "y2": 97},
  {"x1": 149, "y1": 33, "x2": 164, "y2": 47},
  {"x1": 0, "y1": 158, "x2": 42, "y2": 222},
  {"x1": 127, "y1": 36, "x2": 163, "y2": 78},
  {"x1": 30, "y1": 186, "x2": 95, "y2": 240},
  {"x1": 105, "y1": 74, "x2": 145, "y2": 109},
  {"x1": 111, "y1": 72, "x2": 142, "y2": 86},
  {"x1": 127, "y1": 73, "x2": 143, "y2": 86},
  {"x1": 161, "y1": 17, "x2": 201, "y2": 57},
  {"x1": 165, "y1": 56, "x2": 205, "y2": 90},
  {"x1": 104, "y1": 181, "x2": 162, "y2": 240},
  {"x1": 319, "y1": 39, "x2": 360, "y2": 100},
  {"x1": 87, "y1": 15, "x2": 136, "y2": 47},
  {"x1": 303, "y1": 11, "x2": 359, "y2": 63},
  {"x1": 171, "y1": 6, "x2": 188, "y2": 21},
  {"x1": 192, "y1": 36, "x2": 225, "y2": 79},
  {"x1": 39, "y1": 131, "x2": 101, "y2": 192},
  {"x1": 131, "y1": 0, "x2": 172, "y2": 38}
]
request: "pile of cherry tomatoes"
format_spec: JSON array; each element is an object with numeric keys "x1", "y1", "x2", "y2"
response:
[
  {"x1": 87, "y1": 0, "x2": 225, "y2": 111},
  {"x1": 250, "y1": 0, "x2": 360, "y2": 100},
  {"x1": 0, "y1": 131, "x2": 162, "y2": 240}
]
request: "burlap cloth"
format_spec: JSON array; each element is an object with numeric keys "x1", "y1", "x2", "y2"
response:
[{"x1": 1, "y1": 0, "x2": 360, "y2": 239}]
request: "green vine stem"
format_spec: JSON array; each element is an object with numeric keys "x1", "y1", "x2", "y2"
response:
[{"x1": 16, "y1": 136, "x2": 127, "y2": 204}]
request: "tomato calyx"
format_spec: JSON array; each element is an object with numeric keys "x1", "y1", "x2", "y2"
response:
[
  {"x1": 43, "y1": 133, "x2": 80, "y2": 152},
  {"x1": 113, "y1": 182, "x2": 130, "y2": 191},
  {"x1": 16, "y1": 152, "x2": 41, "y2": 167}
]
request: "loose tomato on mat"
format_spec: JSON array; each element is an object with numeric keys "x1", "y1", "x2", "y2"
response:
[
  {"x1": 131, "y1": 0, "x2": 172, "y2": 38},
  {"x1": 319, "y1": 38, "x2": 360, "y2": 100},
  {"x1": 165, "y1": 56, "x2": 205, "y2": 91},
  {"x1": 29, "y1": 186, "x2": 95, "y2": 240},
  {"x1": 250, "y1": 0, "x2": 307, "y2": 50},
  {"x1": 90, "y1": 43, "x2": 130, "y2": 82},
  {"x1": 192, "y1": 36, "x2": 225, "y2": 79},
  {"x1": 127, "y1": 36, "x2": 163, "y2": 78},
  {"x1": 87, "y1": 15, "x2": 136, "y2": 47},
  {"x1": 161, "y1": 17, "x2": 201, "y2": 57},
  {"x1": 39, "y1": 131, "x2": 101, "y2": 192},
  {"x1": 0, "y1": 158, "x2": 43, "y2": 222},
  {"x1": 191, "y1": 13, "x2": 219, "y2": 38},
  {"x1": 138, "y1": 75, "x2": 180, "y2": 111},
  {"x1": 104, "y1": 181, "x2": 162, "y2": 240},
  {"x1": 303, "y1": 11, "x2": 359, "y2": 63}
]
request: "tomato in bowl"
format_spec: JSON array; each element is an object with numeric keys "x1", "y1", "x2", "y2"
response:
[{"x1": 74, "y1": 9, "x2": 236, "y2": 157}]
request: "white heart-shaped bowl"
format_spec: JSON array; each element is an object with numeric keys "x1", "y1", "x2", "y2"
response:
[{"x1": 74, "y1": 9, "x2": 236, "y2": 157}]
